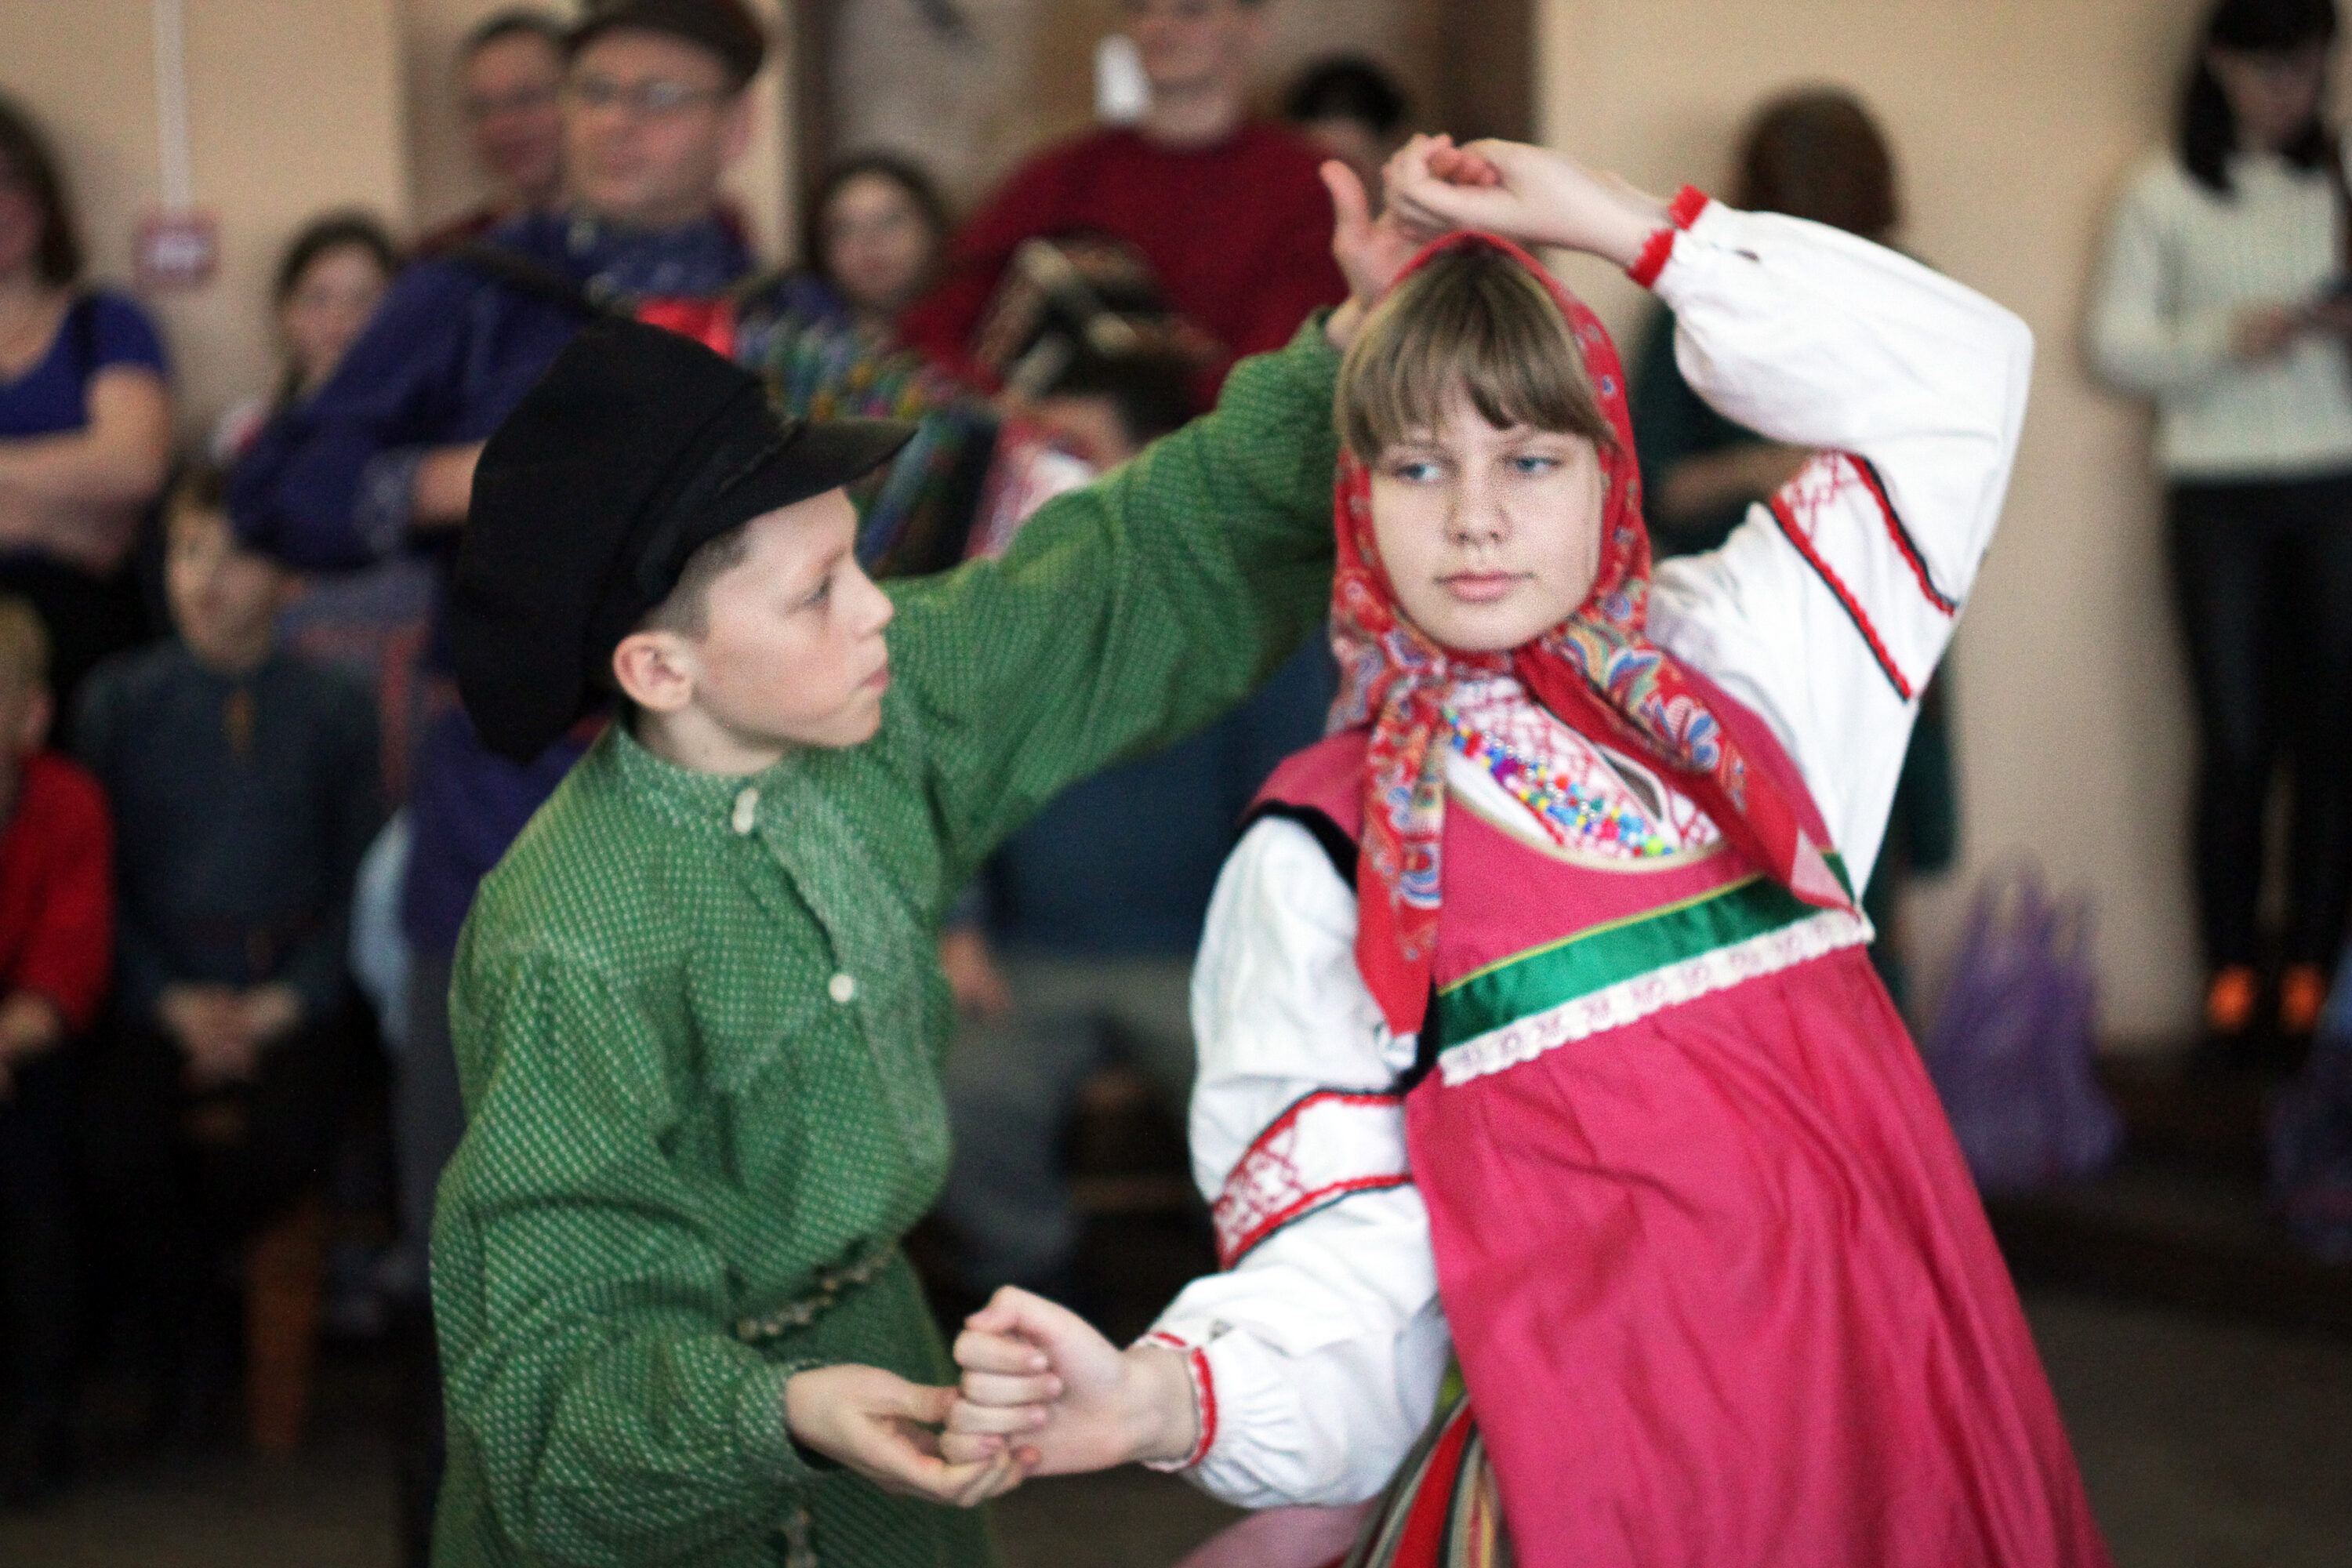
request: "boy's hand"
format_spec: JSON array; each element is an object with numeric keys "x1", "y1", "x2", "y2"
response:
[
  {"x1": 782, "y1": 1363, "x2": 1029, "y2": 1507},
  {"x1": 945, "y1": 1286, "x2": 1198, "y2": 1474},
  {"x1": 1385, "y1": 136, "x2": 1668, "y2": 271},
  {"x1": 1322, "y1": 158, "x2": 1432, "y2": 351}
]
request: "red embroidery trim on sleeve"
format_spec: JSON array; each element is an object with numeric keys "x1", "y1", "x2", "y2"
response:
[
  {"x1": 1211, "y1": 1089, "x2": 1410, "y2": 1269},
  {"x1": 1768, "y1": 463, "x2": 1917, "y2": 702},
  {"x1": 1668, "y1": 185, "x2": 1711, "y2": 230}
]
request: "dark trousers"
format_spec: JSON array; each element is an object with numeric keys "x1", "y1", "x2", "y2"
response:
[
  {"x1": 78, "y1": 1014, "x2": 350, "y2": 1393},
  {"x1": 0, "y1": 1051, "x2": 76, "y2": 1459},
  {"x1": 2169, "y1": 473, "x2": 2352, "y2": 967}
]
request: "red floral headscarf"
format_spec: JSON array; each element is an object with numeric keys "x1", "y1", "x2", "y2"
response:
[{"x1": 1330, "y1": 230, "x2": 1853, "y2": 1037}]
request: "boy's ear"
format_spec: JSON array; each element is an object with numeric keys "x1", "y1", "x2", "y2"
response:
[{"x1": 611, "y1": 630, "x2": 697, "y2": 714}]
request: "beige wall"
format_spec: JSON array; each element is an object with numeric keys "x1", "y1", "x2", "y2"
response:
[
  {"x1": 0, "y1": 0, "x2": 412, "y2": 437},
  {"x1": 402, "y1": 0, "x2": 792, "y2": 260},
  {"x1": 1537, "y1": 0, "x2": 2209, "y2": 1040}
]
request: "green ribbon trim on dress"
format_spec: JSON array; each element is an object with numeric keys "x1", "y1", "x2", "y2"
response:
[{"x1": 1434, "y1": 853, "x2": 1850, "y2": 1046}]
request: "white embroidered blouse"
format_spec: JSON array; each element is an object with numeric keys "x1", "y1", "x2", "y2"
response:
[{"x1": 1141, "y1": 198, "x2": 2036, "y2": 1508}]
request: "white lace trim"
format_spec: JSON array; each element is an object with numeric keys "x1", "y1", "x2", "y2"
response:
[{"x1": 1436, "y1": 907, "x2": 1875, "y2": 1087}]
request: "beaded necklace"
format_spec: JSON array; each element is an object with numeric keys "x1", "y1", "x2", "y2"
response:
[{"x1": 1447, "y1": 702, "x2": 1678, "y2": 859}]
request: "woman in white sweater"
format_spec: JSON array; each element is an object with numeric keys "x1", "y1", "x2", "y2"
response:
[{"x1": 2091, "y1": 0, "x2": 2352, "y2": 1047}]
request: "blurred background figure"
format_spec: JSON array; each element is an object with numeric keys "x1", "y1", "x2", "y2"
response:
[
  {"x1": 0, "y1": 597, "x2": 110, "y2": 1508},
  {"x1": 1283, "y1": 53, "x2": 1413, "y2": 197},
  {"x1": 938, "y1": 343, "x2": 1334, "y2": 1311},
  {"x1": 789, "y1": 153, "x2": 953, "y2": 343},
  {"x1": 74, "y1": 466, "x2": 379, "y2": 1462},
  {"x1": 900, "y1": 0, "x2": 1345, "y2": 394},
  {"x1": 0, "y1": 93, "x2": 172, "y2": 739},
  {"x1": 2090, "y1": 0, "x2": 2352, "y2": 1056},
  {"x1": 1627, "y1": 85, "x2": 1955, "y2": 1015},
  {"x1": 416, "y1": 9, "x2": 568, "y2": 256},
  {"x1": 212, "y1": 212, "x2": 402, "y2": 466}
]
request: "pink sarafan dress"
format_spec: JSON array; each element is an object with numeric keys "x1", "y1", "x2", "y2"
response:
[{"x1": 1136, "y1": 203, "x2": 2111, "y2": 1568}]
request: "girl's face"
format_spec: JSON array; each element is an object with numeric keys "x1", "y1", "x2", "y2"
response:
[
  {"x1": 822, "y1": 173, "x2": 937, "y2": 324},
  {"x1": 281, "y1": 243, "x2": 390, "y2": 392},
  {"x1": 2209, "y1": 42, "x2": 2332, "y2": 154},
  {"x1": 1368, "y1": 388, "x2": 1606, "y2": 654}
]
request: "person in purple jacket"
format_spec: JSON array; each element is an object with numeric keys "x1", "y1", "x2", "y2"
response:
[{"x1": 226, "y1": 0, "x2": 770, "y2": 1319}]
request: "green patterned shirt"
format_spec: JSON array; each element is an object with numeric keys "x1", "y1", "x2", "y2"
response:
[{"x1": 430, "y1": 319, "x2": 1343, "y2": 1567}]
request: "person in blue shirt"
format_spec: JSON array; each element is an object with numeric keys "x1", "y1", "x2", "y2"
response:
[
  {"x1": 227, "y1": 0, "x2": 771, "y2": 1314},
  {"x1": 938, "y1": 348, "x2": 1336, "y2": 1303},
  {"x1": 0, "y1": 93, "x2": 174, "y2": 735}
]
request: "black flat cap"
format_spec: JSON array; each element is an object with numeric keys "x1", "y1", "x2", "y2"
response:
[
  {"x1": 568, "y1": 0, "x2": 767, "y2": 86},
  {"x1": 452, "y1": 318, "x2": 913, "y2": 762}
]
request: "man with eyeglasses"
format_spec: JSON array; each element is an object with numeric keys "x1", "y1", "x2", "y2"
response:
[
  {"x1": 416, "y1": 8, "x2": 568, "y2": 256},
  {"x1": 227, "y1": 9, "x2": 768, "y2": 1553}
]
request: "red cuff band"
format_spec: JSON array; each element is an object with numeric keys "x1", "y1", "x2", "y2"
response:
[
  {"x1": 1626, "y1": 227, "x2": 1676, "y2": 289},
  {"x1": 1140, "y1": 1333, "x2": 1218, "y2": 1471},
  {"x1": 1627, "y1": 187, "x2": 1712, "y2": 290}
]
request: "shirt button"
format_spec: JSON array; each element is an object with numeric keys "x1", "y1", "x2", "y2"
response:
[
  {"x1": 828, "y1": 972, "x2": 857, "y2": 1005},
  {"x1": 731, "y1": 787, "x2": 760, "y2": 834}
]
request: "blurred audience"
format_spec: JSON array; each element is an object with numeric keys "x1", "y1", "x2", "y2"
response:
[
  {"x1": 0, "y1": 93, "x2": 172, "y2": 737},
  {"x1": 2091, "y1": 0, "x2": 2352, "y2": 1049},
  {"x1": 212, "y1": 212, "x2": 402, "y2": 465},
  {"x1": 900, "y1": 0, "x2": 1346, "y2": 394},
  {"x1": 74, "y1": 466, "x2": 379, "y2": 1454},
  {"x1": 938, "y1": 348, "x2": 1334, "y2": 1305},
  {"x1": 741, "y1": 152, "x2": 993, "y2": 575},
  {"x1": 0, "y1": 596, "x2": 111, "y2": 1508},
  {"x1": 216, "y1": 212, "x2": 428, "y2": 797},
  {"x1": 1626, "y1": 86, "x2": 1955, "y2": 1014},
  {"x1": 416, "y1": 9, "x2": 568, "y2": 256},
  {"x1": 1283, "y1": 54, "x2": 1412, "y2": 198},
  {"x1": 779, "y1": 153, "x2": 952, "y2": 342}
]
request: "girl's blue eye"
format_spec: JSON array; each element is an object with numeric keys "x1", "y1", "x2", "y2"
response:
[
  {"x1": 1512, "y1": 454, "x2": 1559, "y2": 475},
  {"x1": 804, "y1": 575, "x2": 833, "y2": 609},
  {"x1": 1392, "y1": 459, "x2": 1442, "y2": 483}
]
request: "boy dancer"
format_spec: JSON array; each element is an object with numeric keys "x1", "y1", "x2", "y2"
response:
[
  {"x1": 430, "y1": 170, "x2": 1411, "y2": 1564},
  {"x1": 948, "y1": 140, "x2": 2111, "y2": 1566}
]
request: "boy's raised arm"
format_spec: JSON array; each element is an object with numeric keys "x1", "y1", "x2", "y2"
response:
[{"x1": 889, "y1": 167, "x2": 1414, "y2": 883}]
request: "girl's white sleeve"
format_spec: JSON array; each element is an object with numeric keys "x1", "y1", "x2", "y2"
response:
[
  {"x1": 1642, "y1": 198, "x2": 2034, "y2": 890},
  {"x1": 1142, "y1": 816, "x2": 1450, "y2": 1509}
]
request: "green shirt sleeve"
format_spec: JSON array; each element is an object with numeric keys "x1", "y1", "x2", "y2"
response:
[
  {"x1": 885, "y1": 315, "x2": 1343, "y2": 884},
  {"x1": 433, "y1": 942, "x2": 815, "y2": 1566}
]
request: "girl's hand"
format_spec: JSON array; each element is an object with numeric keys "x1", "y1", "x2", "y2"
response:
[
  {"x1": 782, "y1": 1364, "x2": 1028, "y2": 1507},
  {"x1": 1385, "y1": 136, "x2": 1669, "y2": 270},
  {"x1": 945, "y1": 1286, "x2": 1199, "y2": 1474}
]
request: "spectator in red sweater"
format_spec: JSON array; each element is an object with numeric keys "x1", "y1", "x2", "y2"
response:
[
  {"x1": 899, "y1": 0, "x2": 1347, "y2": 393},
  {"x1": 0, "y1": 593, "x2": 111, "y2": 1508}
]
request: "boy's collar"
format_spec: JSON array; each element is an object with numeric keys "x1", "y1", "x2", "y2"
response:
[{"x1": 607, "y1": 714, "x2": 805, "y2": 836}]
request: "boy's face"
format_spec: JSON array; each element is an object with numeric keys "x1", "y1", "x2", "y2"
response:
[
  {"x1": 1368, "y1": 388, "x2": 1605, "y2": 654},
  {"x1": 167, "y1": 506, "x2": 290, "y2": 672},
  {"x1": 670, "y1": 489, "x2": 897, "y2": 753}
]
